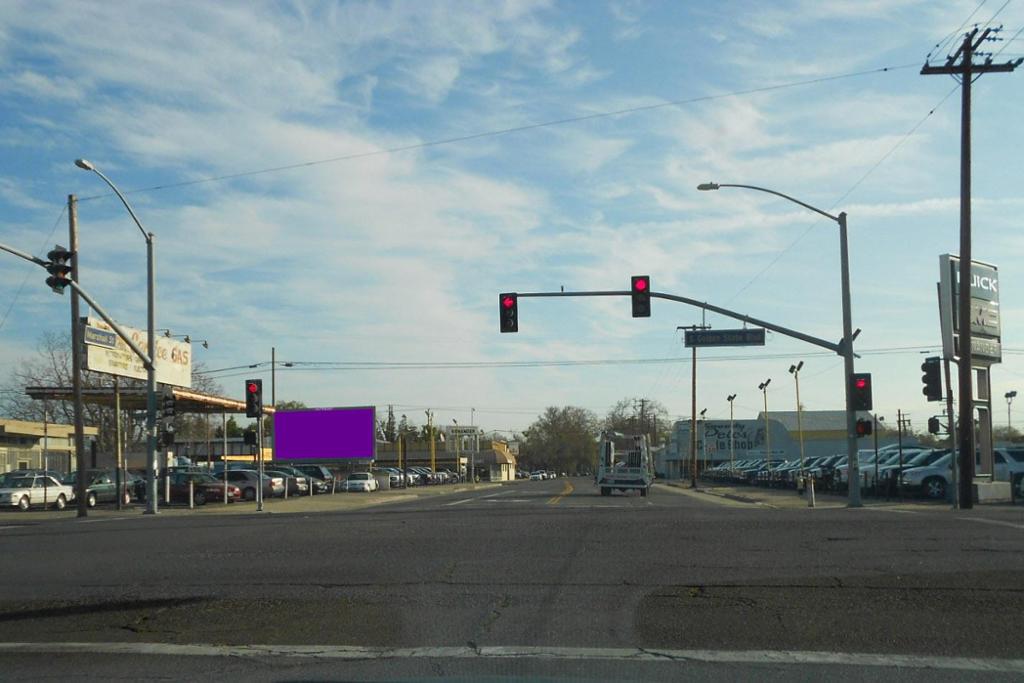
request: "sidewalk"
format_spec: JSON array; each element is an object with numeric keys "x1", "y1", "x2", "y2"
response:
[
  {"x1": 0, "y1": 481, "x2": 511, "y2": 522},
  {"x1": 659, "y1": 480, "x2": 948, "y2": 511}
]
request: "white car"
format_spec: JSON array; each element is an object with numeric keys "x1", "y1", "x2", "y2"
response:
[
  {"x1": 0, "y1": 475, "x2": 74, "y2": 511},
  {"x1": 529, "y1": 471, "x2": 546, "y2": 481},
  {"x1": 342, "y1": 472, "x2": 379, "y2": 492}
]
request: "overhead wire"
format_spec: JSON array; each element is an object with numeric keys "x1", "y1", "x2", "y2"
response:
[{"x1": 77, "y1": 64, "x2": 919, "y2": 202}]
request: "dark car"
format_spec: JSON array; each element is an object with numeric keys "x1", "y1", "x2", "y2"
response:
[
  {"x1": 63, "y1": 469, "x2": 132, "y2": 507},
  {"x1": 168, "y1": 472, "x2": 240, "y2": 505}
]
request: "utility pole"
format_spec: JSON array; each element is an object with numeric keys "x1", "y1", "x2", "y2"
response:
[
  {"x1": 679, "y1": 324, "x2": 710, "y2": 487},
  {"x1": 68, "y1": 195, "x2": 87, "y2": 518},
  {"x1": 922, "y1": 28, "x2": 1021, "y2": 509}
]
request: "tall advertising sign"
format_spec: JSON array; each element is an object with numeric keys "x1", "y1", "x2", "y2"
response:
[
  {"x1": 81, "y1": 316, "x2": 193, "y2": 387},
  {"x1": 938, "y1": 255, "x2": 1001, "y2": 364}
]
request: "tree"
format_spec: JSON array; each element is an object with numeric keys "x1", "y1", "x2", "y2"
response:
[
  {"x1": 604, "y1": 397, "x2": 671, "y2": 446},
  {"x1": 262, "y1": 399, "x2": 307, "y2": 436},
  {"x1": 382, "y1": 406, "x2": 396, "y2": 444},
  {"x1": 519, "y1": 406, "x2": 599, "y2": 474}
]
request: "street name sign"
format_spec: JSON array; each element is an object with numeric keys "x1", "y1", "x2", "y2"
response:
[{"x1": 685, "y1": 328, "x2": 766, "y2": 348}]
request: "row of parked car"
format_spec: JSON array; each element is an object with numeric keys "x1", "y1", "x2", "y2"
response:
[
  {"x1": 701, "y1": 444, "x2": 1024, "y2": 500},
  {"x1": 0, "y1": 462, "x2": 475, "y2": 511}
]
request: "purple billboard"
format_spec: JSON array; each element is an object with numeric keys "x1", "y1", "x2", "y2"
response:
[{"x1": 273, "y1": 406, "x2": 376, "y2": 461}]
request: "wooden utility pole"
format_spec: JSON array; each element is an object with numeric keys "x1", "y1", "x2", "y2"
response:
[
  {"x1": 922, "y1": 28, "x2": 1021, "y2": 509},
  {"x1": 68, "y1": 195, "x2": 88, "y2": 518}
]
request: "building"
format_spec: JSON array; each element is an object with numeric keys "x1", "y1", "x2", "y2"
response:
[
  {"x1": 657, "y1": 410, "x2": 897, "y2": 479},
  {"x1": 0, "y1": 418, "x2": 99, "y2": 474}
]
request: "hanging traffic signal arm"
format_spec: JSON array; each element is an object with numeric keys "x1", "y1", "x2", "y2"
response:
[
  {"x1": 0, "y1": 238, "x2": 155, "y2": 371},
  {"x1": 508, "y1": 288, "x2": 845, "y2": 355}
]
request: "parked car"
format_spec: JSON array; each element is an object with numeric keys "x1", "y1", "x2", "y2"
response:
[
  {"x1": 530, "y1": 471, "x2": 545, "y2": 481},
  {"x1": 168, "y1": 472, "x2": 241, "y2": 504},
  {"x1": 293, "y1": 464, "x2": 337, "y2": 492},
  {"x1": 223, "y1": 470, "x2": 282, "y2": 501},
  {"x1": 900, "y1": 452, "x2": 955, "y2": 499},
  {"x1": 0, "y1": 475, "x2": 74, "y2": 511},
  {"x1": 265, "y1": 468, "x2": 309, "y2": 496},
  {"x1": 341, "y1": 472, "x2": 379, "y2": 492},
  {"x1": 63, "y1": 469, "x2": 132, "y2": 507}
]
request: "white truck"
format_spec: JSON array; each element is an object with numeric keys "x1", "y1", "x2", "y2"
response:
[{"x1": 596, "y1": 431, "x2": 654, "y2": 497}]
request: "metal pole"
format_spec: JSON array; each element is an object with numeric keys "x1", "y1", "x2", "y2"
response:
[
  {"x1": 729, "y1": 398, "x2": 735, "y2": 474},
  {"x1": 471, "y1": 408, "x2": 476, "y2": 484},
  {"x1": 115, "y1": 378, "x2": 122, "y2": 510},
  {"x1": 763, "y1": 386, "x2": 771, "y2": 477},
  {"x1": 897, "y1": 410, "x2": 904, "y2": 501},
  {"x1": 957, "y1": 34, "x2": 975, "y2": 510},
  {"x1": 68, "y1": 195, "x2": 88, "y2": 518},
  {"x1": 794, "y1": 370, "x2": 805, "y2": 473},
  {"x1": 145, "y1": 235, "x2": 158, "y2": 514},
  {"x1": 873, "y1": 414, "x2": 879, "y2": 494},
  {"x1": 222, "y1": 412, "x2": 228, "y2": 504},
  {"x1": 690, "y1": 345, "x2": 697, "y2": 487},
  {"x1": 838, "y1": 212, "x2": 862, "y2": 507},
  {"x1": 944, "y1": 358, "x2": 959, "y2": 509},
  {"x1": 256, "y1": 408, "x2": 264, "y2": 511}
]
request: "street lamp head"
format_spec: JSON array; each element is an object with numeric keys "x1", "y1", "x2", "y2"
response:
[
  {"x1": 696, "y1": 182, "x2": 720, "y2": 191},
  {"x1": 700, "y1": 408, "x2": 707, "y2": 417},
  {"x1": 1007, "y1": 390, "x2": 1018, "y2": 399},
  {"x1": 727, "y1": 394, "x2": 736, "y2": 402},
  {"x1": 74, "y1": 158, "x2": 95, "y2": 171}
]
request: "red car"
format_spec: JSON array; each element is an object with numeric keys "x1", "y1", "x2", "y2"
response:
[{"x1": 168, "y1": 472, "x2": 240, "y2": 505}]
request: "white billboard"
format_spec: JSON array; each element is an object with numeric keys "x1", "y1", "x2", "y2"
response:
[{"x1": 82, "y1": 317, "x2": 193, "y2": 388}]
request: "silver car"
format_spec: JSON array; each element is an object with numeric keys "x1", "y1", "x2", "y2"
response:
[{"x1": 0, "y1": 475, "x2": 74, "y2": 511}]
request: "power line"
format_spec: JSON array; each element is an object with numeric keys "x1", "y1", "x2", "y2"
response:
[
  {"x1": 78, "y1": 64, "x2": 918, "y2": 202},
  {"x1": 724, "y1": 83, "x2": 960, "y2": 306}
]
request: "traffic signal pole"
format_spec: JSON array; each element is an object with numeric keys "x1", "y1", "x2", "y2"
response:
[{"x1": 68, "y1": 195, "x2": 88, "y2": 517}]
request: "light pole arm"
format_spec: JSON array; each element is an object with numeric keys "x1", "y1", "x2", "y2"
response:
[
  {"x1": 65, "y1": 280, "x2": 154, "y2": 370},
  {"x1": 0, "y1": 241, "x2": 49, "y2": 267},
  {"x1": 706, "y1": 183, "x2": 841, "y2": 224},
  {"x1": 86, "y1": 167, "x2": 151, "y2": 242}
]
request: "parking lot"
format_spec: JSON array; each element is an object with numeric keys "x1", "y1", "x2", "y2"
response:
[{"x1": 696, "y1": 444, "x2": 1024, "y2": 505}]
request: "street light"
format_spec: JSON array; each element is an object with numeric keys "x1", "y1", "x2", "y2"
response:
[
  {"x1": 726, "y1": 394, "x2": 737, "y2": 474},
  {"x1": 1006, "y1": 391, "x2": 1018, "y2": 434},
  {"x1": 788, "y1": 361, "x2": 805, "y2": 474},
  {"x1": 699, "y1": 181, "x2": 861, "y2": 507},
  {"x1": 699, "y1": 408, "x2": 708, "y2": 472},
  {"x1": 76, "y1": 158, "x2": 160, "y2": 514},
  {"x1": 759, "y1": 379, "x2": 772, "y2": 477}
]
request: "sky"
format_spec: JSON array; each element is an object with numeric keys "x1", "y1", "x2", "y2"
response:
[{"x1": 1, "y1": 0, "x2": 1023, "y2": 437}]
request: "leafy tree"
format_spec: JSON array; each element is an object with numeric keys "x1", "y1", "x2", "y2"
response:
[
  {"x1": 262, "y1": 399, "x2": 307, "y2": 435},
  {"x1": 519, "y1": 406, "x2": 598, "y2": 474},
  {"x1": 604, "y1": 397, "x2": 670, "y2": 445}
]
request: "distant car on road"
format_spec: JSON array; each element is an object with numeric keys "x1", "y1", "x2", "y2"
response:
[
  {"x1": 529, "y1": 471, "x2": 545, "y2": 481},
  {"x1": 0, "y1": 475, "x2": 74, "y2": 511},
  {"x1": 63, "y1": 469, "x2": 132, "y2": 507}
]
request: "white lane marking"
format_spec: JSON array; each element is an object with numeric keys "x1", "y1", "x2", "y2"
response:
[
  {"x1": 0, "y1": 642, "x2": 1019, "y2": 673},
  {"x1": 960, "y1": 517, "x2": 1024, "y2": 530},
  {"x1": 443, "y1": 498, "x2": 474, "y2": 507}
]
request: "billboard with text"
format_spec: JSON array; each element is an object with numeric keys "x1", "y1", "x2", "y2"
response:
[{"x1": 273, "y1": 406, "x2": 376, "y2": 461}]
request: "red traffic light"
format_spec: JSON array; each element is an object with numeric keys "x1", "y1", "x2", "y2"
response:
[
  {"x1": 502, "y1": 295, "x2": 515, "y2": 309},
  {"x1": 854, "y1": 377, "x2": 868, "y2": 390},
  {"x1": 633, "y1": 277, "x2": 648, "y2": 291},
  {"x1": 247, "y1": 382, "x2": 259, "y2": 394}
]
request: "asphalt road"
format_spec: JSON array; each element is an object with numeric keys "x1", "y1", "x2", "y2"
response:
[{"x1": 0, "y1": 477, "x2": 1021, "y2": 681}]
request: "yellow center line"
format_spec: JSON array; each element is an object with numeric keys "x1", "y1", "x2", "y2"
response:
[{"x1": 547, "y1": 480, "x2": 575, "y2": 505}]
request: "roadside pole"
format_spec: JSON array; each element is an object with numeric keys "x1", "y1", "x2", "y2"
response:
[
  {"x1": 115, "y1": 378, "x2": 122, "y2": 510},
  {"x1": 896, "y1": 410, "x2": 904, "y2": 501},
  {"x1": 222, "y1": 412, "x2": 228, "y2": 504},
  {"x1": 943, "y1": 357, "x2": 959, "y2": 509},
  {"x1": 256, "y1": 408, "x2": 265, "y2": 512},
  {"x1": 68, "y1": 195, "x2": 88, "y2": 518}
]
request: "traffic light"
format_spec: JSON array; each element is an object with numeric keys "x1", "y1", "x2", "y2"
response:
[
  {"x1": 499, "y1": 293, "x2": 518, "y2": 333},
  {"x1": 928, "y1": 416, "x2": 941, "y2": 434},
  {"x1": 245, "y1": 379, "x2": 263, "y2": 418},
  {"x1": 855, "y1": 418, "x2": 873, "y2": 437},
  {"x1": 631, "y1": 275, "x2": 651, "y2": 317},
  {"x1": 850, "y1": 373, "x2": 873, "y2": 411},
  {"x1": 45, "y1": 245, "x2": 73, "y2": 294},
  {"x1": 161, "y1": 391, "x2": 176, "y2": 419},
  {"x1": 244, "y1": 429, "x2": 258, "y2": 447},
  {"x1": 921, "y1": 356, "x2": 942, "y2": 402}
]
